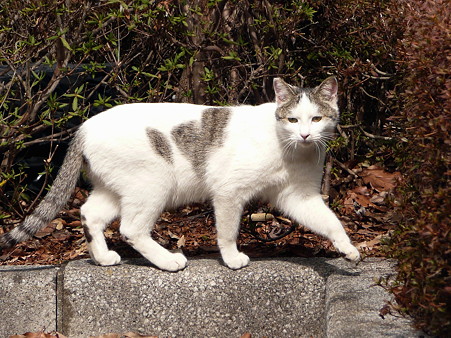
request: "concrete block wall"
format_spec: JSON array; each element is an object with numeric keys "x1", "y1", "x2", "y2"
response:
[{"x1": 0, "y1": 258, "x2": 420, "y2": 337}]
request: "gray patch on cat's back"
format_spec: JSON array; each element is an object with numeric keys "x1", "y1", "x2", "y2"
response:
[
  {"x1": 146, "y1": 128, "x2": 173, "y2": 164},
  {"x1": 171, "y1": 107, "x2": 231, "y2": 176},
  {"x1": 171, "y1": 121, "x2": 200, "y2": 167},
  {"x1": 201, "y1": 107, "x2": 232, "y2": 148}
]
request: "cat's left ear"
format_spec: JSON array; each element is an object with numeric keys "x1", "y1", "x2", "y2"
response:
[
  {"x1": 273, "y1": 78, "x2": 296, "y2": 105},
  {"x1": 316, "y1": 76, "x2": 338, "y2": 107}
]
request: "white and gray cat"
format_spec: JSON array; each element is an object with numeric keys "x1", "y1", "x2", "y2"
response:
[{"x1": 0, "y1": 77, "x2": 360, "y2": 271}]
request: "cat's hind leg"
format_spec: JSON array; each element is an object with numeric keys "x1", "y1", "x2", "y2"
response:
[
  {"x1": 80, "y1": 188, "x2": 121, "y2": 266},
  {"x1": 214, "y1": 198, "x2": 250, "y2": 269},
  {"x1": 119, "y1": 197, "x2": 187, "y2": 272}
]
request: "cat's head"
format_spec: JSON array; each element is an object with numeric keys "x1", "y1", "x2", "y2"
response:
[{"x1": 273, "y1": 77, "x2": 339, "y2": 151}]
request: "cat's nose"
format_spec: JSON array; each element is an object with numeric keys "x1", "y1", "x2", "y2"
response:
[{"x1": 301, "y1": 133, "x2": 310, "y2": 140}]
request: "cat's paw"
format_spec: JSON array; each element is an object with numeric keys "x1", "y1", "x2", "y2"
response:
[
  {"x1": 155, "y1": 252, "x2": 188, "y2": 272},
  {"x1": 343, "y1": 245, "x2": 360, "y2": 262},
  {"x1": 96, "y1": 250, "x2": 121, "y2": 266},
  {"x1": 223, "y1": 252, "x2": 250, "y2": 270},
  {"x1": 333, "y1": 239, "x2": 361, "y2": 262}
]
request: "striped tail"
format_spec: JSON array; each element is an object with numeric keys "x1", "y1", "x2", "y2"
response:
[{"x1": 0, "y1": 131, "x2": 85, "y2": 249}]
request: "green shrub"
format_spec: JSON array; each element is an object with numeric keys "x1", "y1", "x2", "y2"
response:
[
  {"x1": 0, "y1": 0, "x2": 399, "y2": 220},
  {"x1": 0, "y1": 0, "x2": 174, "y2": 215}
]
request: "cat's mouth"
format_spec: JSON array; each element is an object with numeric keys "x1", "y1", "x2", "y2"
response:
[
  {"x1": 297, "y1": 137, "x2": 314, "y2": 146},
  {"x1": 281, "y1": 134, "x2": 318, "y2": 155}
]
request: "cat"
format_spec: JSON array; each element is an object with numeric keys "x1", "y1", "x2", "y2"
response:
[{"x1": 0, "y1": 77, "x2": 360, "y2": 271}]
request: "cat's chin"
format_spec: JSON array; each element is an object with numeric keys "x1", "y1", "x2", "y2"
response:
[{"x1": 298, "y1": 140, "x2": 314, "y2": 148}]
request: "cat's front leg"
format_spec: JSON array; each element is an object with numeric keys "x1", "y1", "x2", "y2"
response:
[
  {"x1": 213, "y1": 198, "x2": 250, "y2": 269},
  {"x1": 279, "y1": 194, "x2": 360, "y2": 261}
]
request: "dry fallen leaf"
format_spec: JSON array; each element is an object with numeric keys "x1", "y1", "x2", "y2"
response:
[
  {"x1": 52, "y1": 218, "x2": 66, "y2": 230},
  {"x1": 160, "y1": 211, "x2": 172, "y2": 222},
  {"x1": 34, "y1": 222, "x2": 57, "y2": 238},
  {"x1": 66, "y1": 220, "x2": 81, "y2": 228},
  {"x1": 104, "y1": 228, "x2": 115, "y2": 238},
  {"x1": 360, "y1": 167, "x2": 401, "y2": 192},
  {"x1": 177, "y1": 234, "x2": 186, "y2": 248},
  {"x1": 51, "y1": 229, "x2": 71, "y2": 241},
  {"x1": 356, "y1": 234, "x2": 384, "y2": 251},
  {"x1": 167, "y1": 230, "x2": 180, "y2": 240},
  {"x1": 379, "y1": 304, "x2": 391, "y2": 319}
]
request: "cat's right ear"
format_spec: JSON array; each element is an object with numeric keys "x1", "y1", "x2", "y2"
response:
[{"x1": 273, "y1": 78, "x2": 294, "y2": 105}]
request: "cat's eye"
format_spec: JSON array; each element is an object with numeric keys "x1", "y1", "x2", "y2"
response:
[
  {"x1": 287, "y1": 117, "x2": 298, "y2": 123},
  {"x1": 312, "y1": 116, "x2": 323, "y2": 122}
]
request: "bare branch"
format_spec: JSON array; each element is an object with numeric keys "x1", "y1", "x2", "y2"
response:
[
  {"x1": 360, "y1": 127, "x2": 394, "y2": 141},
  {"x1": 21, "y1": 126, "x2": 79, "y2": 147},
  {"x1": 333, "y1": 158, "x2": 359, "y2": 178}
]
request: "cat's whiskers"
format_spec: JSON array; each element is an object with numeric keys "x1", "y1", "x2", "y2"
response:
[
  {"x1": 317, "y1": 132, "x2": 340, "y2": 165},
  {"x1": 311, "y1": 138, "x2": 324, "y2": 165},
  {"x1": 281, "y1": 136, "x2": 298, "y2": 159},
  {"x1": 310, "y1": 132, "x2": 336, "y2": 165},
  {"x1": 282, "y1": 132, "x2": 313, "y2": 161}
]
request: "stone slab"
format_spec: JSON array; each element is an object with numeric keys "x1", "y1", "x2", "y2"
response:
[
  {"x1": 0, "y1": 257, "x2": 423, "y2": 337},
  {"x1": 325, "y1": 258, "x2": 421, "y2": 337},
  {"x1": 0, "y1": 265, "x2": 59, "y2": 337},
  {"x1": 60, "y1": 257, "x2": 329, "y2": 337}
]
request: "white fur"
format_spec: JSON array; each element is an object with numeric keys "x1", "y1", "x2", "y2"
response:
[{"x1": 79, "y1": 88, "x2": 359, "y2": 271}]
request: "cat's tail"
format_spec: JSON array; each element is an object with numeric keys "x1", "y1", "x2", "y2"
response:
[{"x1": 0, "y1": 130, "x2": 85, "y2": 249}]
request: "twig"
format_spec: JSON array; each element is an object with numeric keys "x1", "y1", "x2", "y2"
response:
[
  {"x1": 22, "y1": 126, "x2": 79, "y2": 147},
  {"x1": 333, "y1": 158, "x2": 359, "y2": 178},
  {"x1": 360, "y1": 127, "x2": 393, "y2": 141},
  {"x1": 336, "y1": 125, "x2": 349, "y2": 145},
  {"x1": 187, "y1": 211, "x2": 213, "y2": 220},
  {"x1": 360, "y1": 86, "x2": 387, "y2": 107},
  {"x1": 363, "y1": 74, "x2": 392, "y2": 80},
  {"x1": 339, "y1": 123, "x2": 361, "y2": 129},
  {"x1": 0, "y1": 124, "x2": 49, "y2": 152},
  {"x1": 370, "y1": 63, "x2": 394, "y2": 77}
]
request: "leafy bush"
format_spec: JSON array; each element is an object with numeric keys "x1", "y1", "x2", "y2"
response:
[
  {"x1": 385, "y1": 0, "x2": 450, "y2": 335},
  {"x1": 0, "y1": 0, "x2": 172, "y2": 215},
  {"x1": 0, "y1": 0, "x2": 398, "y2": 220}
]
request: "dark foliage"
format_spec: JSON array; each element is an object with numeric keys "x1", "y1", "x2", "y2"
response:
[
  {"x1": 0, "y1": 0, "x2": 398, "y2": 218},
  {"x1": 386, "y1": 0, "x2": 451, "y2": 335}
]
